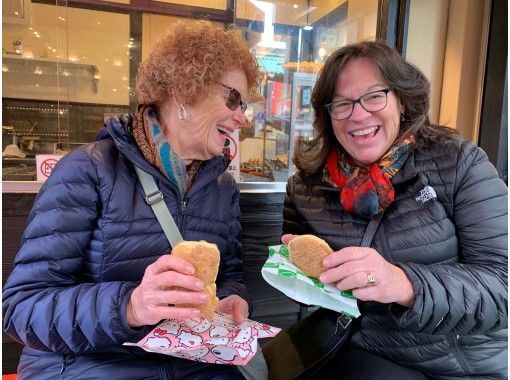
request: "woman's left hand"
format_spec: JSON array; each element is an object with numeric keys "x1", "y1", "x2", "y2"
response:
[
  {"x1": 319, "y1": 247, "x2": 414, "y2": 307},
  {"x1": 218, "y1": 295, "x2": 249, "y2": 324}
]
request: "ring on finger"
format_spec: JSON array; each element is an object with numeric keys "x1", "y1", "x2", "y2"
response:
[{"x1": 367, "y1": 272, "x2": 376, "y2": 287}]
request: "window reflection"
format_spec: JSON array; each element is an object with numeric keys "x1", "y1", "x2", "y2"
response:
[{"x1": 2, "y1": 0, "x2": 379, "y2": 183}]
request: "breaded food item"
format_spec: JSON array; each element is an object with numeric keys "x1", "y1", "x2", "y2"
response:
[
  {"x1": 172, "y1": 240, "x2": 220, "y2": 320},
  {"x1": 288, "y1": 235, "x2": 333, "y2": 278}
]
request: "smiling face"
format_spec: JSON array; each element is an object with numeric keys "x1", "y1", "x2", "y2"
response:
[
  {"x1": 331, "y1": 57, "x2": 403, "y2": 165},
  {"x1": 160, "y1": 69, "x2": 248, "y2": 161}
]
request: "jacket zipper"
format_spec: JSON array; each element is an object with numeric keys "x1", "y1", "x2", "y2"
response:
[
  {"x1": 450, "y1": 335, "x2": 473, "y2": 375},
  {"x1": 60, "y1": 354, "x2": 70, "y2": 374}
]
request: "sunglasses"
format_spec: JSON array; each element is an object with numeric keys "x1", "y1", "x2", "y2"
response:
[{"x1": 217, "y1": 82, "x2": 248, "y2": 113}]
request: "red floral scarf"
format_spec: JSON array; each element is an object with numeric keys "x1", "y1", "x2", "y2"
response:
[{"x1": 324, "y1": 137, "x2": 414, "y2": 218}]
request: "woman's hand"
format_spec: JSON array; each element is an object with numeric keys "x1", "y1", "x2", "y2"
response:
[
  {"x1": 127, "y1": 254, "x2": 207, "y2": 327},
  {"x1": 218, "y1": 295, "x2": 249, "y2": 325},
  {"x1": 319, "y1": 247, "x2": 414, "y2": 307},
  {"x1": 281, "y1": 234, "x2": 297, "y2": 245}
]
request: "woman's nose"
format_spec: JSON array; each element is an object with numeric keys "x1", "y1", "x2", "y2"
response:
[
  {"x1": 349, "y1": 102, "x2": 371, "y2": 121},
  {"x1": 232, "y1": 109, "x2": 245, "y2": 126}
]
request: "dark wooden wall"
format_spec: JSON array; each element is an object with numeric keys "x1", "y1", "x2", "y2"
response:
[{"x1": 2, "y1": 191, "x2": 294, "y2": 374}]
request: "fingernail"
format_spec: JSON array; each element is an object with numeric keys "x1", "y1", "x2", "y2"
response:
[
  {"x1": 194, "y1": 309, "x2": 200, "y2": 316},
  {"x1": 323, "y1": 259, "x2": 330, "y2": 266},
  {"x1": 199, "y1": 293, "x2": 207, "y2": 301},
  {"x1": 319, "y1": 275, "x2": 325, "y2": 283},
  {"x1": 186, "y1": 266, "x2": 195, "y2": 274},
  {"x1": 195, "y1": 281, "x2": 204, "y2": 289}
]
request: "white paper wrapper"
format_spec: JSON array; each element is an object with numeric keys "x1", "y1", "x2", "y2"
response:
[
  {"x1": 261, "y1": 245, "x2": 360, "y2": 318},
  {"x1": 124, "y1": 312, "x2": 280, "y2": 365}
]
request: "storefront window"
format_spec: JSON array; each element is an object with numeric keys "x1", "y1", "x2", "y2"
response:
[
  {"x1": 235, "y1": 0, "x2": 378, "y2": 181},
  {"x1": 2, "y1": 0, "x2": 378, "y2": 184}
]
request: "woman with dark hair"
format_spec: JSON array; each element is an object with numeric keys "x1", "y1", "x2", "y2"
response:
[
  {"x1": 281, "y1": 40, "x2": 507, "y2": 378},
  {"x1": 3, "y1": 20, "x2": 263, "y2": 379}
]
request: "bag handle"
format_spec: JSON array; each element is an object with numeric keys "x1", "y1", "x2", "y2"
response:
[
  {"x1": 134, "y1": 165, "x2": 183, "y2": 247},
  {"x1": 360, "y1": 212, "x2": 384, "y2": 247},
  {"x1": 294, "y1": 213, "x2": 385, "y2": 380}
]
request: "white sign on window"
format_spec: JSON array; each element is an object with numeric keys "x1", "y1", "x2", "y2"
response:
[
  {"x1": 224, "y1": 129, "x2": 240, "y2": 183},
  {"x1": 36, "y1": 154, "x2": 63, "y2": 182}
]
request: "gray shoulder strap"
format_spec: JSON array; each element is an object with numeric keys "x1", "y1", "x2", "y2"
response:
[
  {"x1": 360, "y1": 212, "x2": 383, "y2": 247},
  {"x1": 134, "y1": 165, "x2": 183, "y2": 247}
]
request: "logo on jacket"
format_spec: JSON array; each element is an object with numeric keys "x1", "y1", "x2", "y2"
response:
[{"x1": 415, "y1": 186, "x2": 437, "y2": 203}]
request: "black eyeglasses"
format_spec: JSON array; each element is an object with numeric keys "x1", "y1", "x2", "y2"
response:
[
  {"x1": 324, "y1": 88, "x2": 392, "y2": 120},
  {"x1": 217, "y1": 82, "x2": 248, "y2": 113}
]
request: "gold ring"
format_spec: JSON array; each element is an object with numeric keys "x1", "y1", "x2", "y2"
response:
[{"x1": 367, "y1": 272, "x2": 376, "y2": 286}]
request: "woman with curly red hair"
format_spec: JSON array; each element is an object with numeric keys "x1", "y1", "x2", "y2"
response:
[{"x1": 3, "y1": 20, "x2": 263, "y2": 379}]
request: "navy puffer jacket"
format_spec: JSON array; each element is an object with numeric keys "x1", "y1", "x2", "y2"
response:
[
  {"x1": 2, "y1": 115, "x2": 250, "y2": 379},
  {"x1": 283, "y1": 138, "x2": 507, "y2": 379}
]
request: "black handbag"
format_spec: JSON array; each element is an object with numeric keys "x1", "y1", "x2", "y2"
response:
[{"x1": 262, "y1": 213, "x2": 384, "y2": 380}]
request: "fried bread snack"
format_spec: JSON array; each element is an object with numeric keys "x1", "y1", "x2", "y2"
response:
[
  {"x1": 288, "y1": 235, "x2": 333, "y2": 278},
  {"x1": 172, "y1": 240, "x2": 220, "y2": 320}
]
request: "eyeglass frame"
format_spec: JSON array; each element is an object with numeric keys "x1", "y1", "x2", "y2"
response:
[
  {"x1": 217, "y1": 82, "x2": 248, "y2": 113},
  {"x1": 324, "y1": 88, "x2": 393, "y2": 121}
]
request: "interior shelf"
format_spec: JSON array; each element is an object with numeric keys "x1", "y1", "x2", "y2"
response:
[{"x1": 2, "y1": 54, "x2": 99, "y2": 93}]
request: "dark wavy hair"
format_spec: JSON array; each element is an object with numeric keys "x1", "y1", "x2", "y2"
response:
[{"x1": 295, "y1": 40, "x2": 458, "y2": 175}]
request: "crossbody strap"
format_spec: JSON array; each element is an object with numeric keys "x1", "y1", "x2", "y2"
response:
[
  {"x1": 360, "y1": 212, "x2": 384, "y2": 247},
  {"x1": 134, "y1": 166, "x2": 183, "y2": 247}
]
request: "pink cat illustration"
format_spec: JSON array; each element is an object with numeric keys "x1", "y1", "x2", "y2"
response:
[
  {"x1": 177, "y1": 331, "x2": 202, "y2": 348},
  {"x1": 211, "y1": 345, "x2": 238, "y2": 362},
  {"x1": 145, "y1": 336, "x2": 171, "y2": 349}
]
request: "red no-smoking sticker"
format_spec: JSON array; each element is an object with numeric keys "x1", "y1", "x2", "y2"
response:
[
  {"x1": 36, "y1": 154, "x2": 63, "y2": 182},
  {"x1": 40, "y1": 159, "x2": 59, "y2": 177},
  {"x1": 223, "y1": 134, "x2": 238, "y2": 161}
]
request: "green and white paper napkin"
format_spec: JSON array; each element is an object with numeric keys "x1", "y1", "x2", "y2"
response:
[{"x1": 261, "y1": 245, "x2": 360, "y2": 318}]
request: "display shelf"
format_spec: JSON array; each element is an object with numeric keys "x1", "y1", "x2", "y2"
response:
[{"x1": 2, "y1": 54, "x2": 99, "y2": 93}]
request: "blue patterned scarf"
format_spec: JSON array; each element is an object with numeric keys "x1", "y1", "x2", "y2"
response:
[{"x1": 132, "y1": 104, "x2": 190, "y2": 196}]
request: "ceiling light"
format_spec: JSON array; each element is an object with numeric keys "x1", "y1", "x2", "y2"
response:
[
  {"x1": 303, "y1": 25, "x2": 313, "y2": 31},
  {"x1": 293, "y1": 4, "x2": 298, "y2": 8}
]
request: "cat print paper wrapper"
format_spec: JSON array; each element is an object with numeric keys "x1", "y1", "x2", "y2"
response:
[
  {"x1": 261, "y1": 245, "x2": 360, "y2": 318},
  {"x1": 124, "y1": 312, "x2": 280, "y2": 365}
]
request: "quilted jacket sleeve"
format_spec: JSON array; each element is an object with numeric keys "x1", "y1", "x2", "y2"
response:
[
  {"x1": 2, "y1": 150, "x2": 150, "y2": 354},
  {"x1": 215, "y1": 175, "x2": 251, "y2": 310},
  {"x1": 395, "y1": 142, "x2": 508, "y2": 335},
  {"x1": 282, "y1": 176, "x2": 309, "y2": 236}
]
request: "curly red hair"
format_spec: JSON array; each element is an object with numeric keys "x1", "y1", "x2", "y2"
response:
[{"x1": 136, "y1": 20, "x2": 262, "y2": 105}]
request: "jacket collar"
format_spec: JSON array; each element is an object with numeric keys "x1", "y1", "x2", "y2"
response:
[
  {"x1": 391, "y1": 148, "x2": 418, "y2": 185},
  {"x1": 96, "y1": 115, "x2": 230, "y2": 194}
]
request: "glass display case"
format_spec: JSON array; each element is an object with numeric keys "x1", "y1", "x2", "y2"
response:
[
  {"x1": 2, "y1": 0, "x2": 380, "y2": 187},
  {"x1": 288, "y1": 72, "x2": 318, "y2": 174}
]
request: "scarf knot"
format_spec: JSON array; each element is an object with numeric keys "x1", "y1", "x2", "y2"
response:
[{"x1": 325, "y1": 138, "x2": 414, "y2": 218}]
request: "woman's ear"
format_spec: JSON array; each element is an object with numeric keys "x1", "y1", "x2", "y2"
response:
[
  {"x1": 399, "y1": 101, "x2": 405, "y2": 117},
  {"x1": 172, "y1": 94, "x2": 184, "y2": 107}
]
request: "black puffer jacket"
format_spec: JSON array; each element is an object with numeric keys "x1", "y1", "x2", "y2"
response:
[{"x1": 283, "y1": 139, "x2": 507, "y2": 379}]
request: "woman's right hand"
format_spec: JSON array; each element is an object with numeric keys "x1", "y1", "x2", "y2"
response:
[{"x1": 126, "y1": 254, "x2": 207, "y2": 327}]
